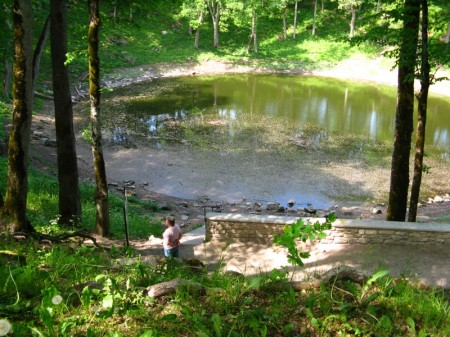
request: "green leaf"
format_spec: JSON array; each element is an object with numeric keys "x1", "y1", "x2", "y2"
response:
[
  {"x1": 102, "y1": 294, "x2": 114, "y2": 309},
  {"x1": 161, "y1": 314, "x2": 178, "y2": 321},
  {"x1": 212, "y1": 313, "x2": 222, "y2": 337}
]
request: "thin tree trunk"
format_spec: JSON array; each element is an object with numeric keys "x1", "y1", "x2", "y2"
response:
[
  {"x1": 194, "y1": 10, "x2": 204, "y2": 49},
  {"x1": 32, "y1": 15, "x2": 50, "y2": 95},
  {"x1": 88, "y1": 0, "x2": 110, "y2": 236},
  {"x1": 349, "y1": 6, "x2": 356, "y2": 38},
  {"x1": 3, "y1": 60, "x2": 13, "y2": 98},
  {"x1": 387, "y1": 0, "x2": 421, "y2": 222},
  {"x1": 293, "y1": 0, "x2": 298, "y2": 39},
  {"x1": 313, "y1": 0, "x2": 318, "y2": 36},
  {"x1": 253, "y1": 10, "x2": 258, "y2": 53},
  {"x1": 408, "y1": 0, "x2": 430, "y2": 222},
  {"x1": 50, "y1": 0, "x2": 81, "y2": 225},
  {"x1": 246, "y1": 10, "x2": 257, "y2": 54},
  {"x1": 3, "y1": 0, "x2": 35, "y2": 232},
  {"x1": 322, "y1": 0, "x2": 325, "y2": 14},
  {"x1": 282, "y1": 9, "x2": 287, "y2": 40}
]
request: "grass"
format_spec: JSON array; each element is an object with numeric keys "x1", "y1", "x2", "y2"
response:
[
  {"x1": 0, "y1": 157, "x2": 163, "y2": 239},
  {"x1": 0, "y1": 240, "x2": 449, "y2": 336}
]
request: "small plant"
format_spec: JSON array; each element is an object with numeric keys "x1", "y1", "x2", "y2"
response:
[{"x1": 274, "y1": 214, "x2": 335, "y2": 267}]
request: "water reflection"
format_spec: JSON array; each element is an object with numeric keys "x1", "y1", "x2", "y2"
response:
[{"x1": 102, "y1": 74, "x2": 450, "y2": 149}]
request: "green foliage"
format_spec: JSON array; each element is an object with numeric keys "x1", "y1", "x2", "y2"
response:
[
  {"x1": 0, "y1": 101, "x2": 10, "y2": 139},
  {"x1": 0, "y1": 157, "x2": 162, "y2": 239},
  {"x1": 1, "y1": 237, "x2": 449, "y2": 336},
  {"x1": 274, "y1": 214, "x2": 335, "y2": 267}
]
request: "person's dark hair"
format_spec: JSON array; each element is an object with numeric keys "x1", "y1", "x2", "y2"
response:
[{"x1": 166, "y1": 216, "x2": 175, "y2": 226}]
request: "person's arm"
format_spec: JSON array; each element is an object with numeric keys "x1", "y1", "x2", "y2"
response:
[{"x1": 163, "y1": 231, "x2": 170, "y2": 247}]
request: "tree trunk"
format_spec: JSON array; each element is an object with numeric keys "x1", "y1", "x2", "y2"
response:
[
  {"x1": 208, "y1": 1, "x2": 220, "y2": 48},
  {"x1": 194, "y1": 10, "x2": 204, "y2": 49},
  {"x1": 246, "y1": 10, "x2": 257, "y2": 55},
  {"x1": 313, "y1": 0, "x2": 318, "y2": 36},
  {"x1": 32, "y1": 15, "x2": 50, "y2": 96},
  {"x1": 349, "y1": 6, "x2": 356, "y2": 38},
  {"x1": 88, "y1": 0, "x2": 110, "y2": 236},
  {"x1": 322, "y1": 0, "x2": 325, "y2": 14},
  {"x1": 282, "y1": 9, "x2": 287, "y2": 40},
  {"x1": 3, "y1": 0, "x2": 35, "y2": 232},
  {"x1": 293, "y1": 0, "x2": 298, "y2": 39},
  {"x1": 253, "y1": 10, "x2": 258, "y2": 53},
  {"x1": 3, "y1": 60, "x2": 13, "y2": 98},
  {"x1": 408, "y1": 0, "x2": 429, "y2": 222},
  {"x1": 50, "y1": 0, "x2": 81, "y2": 225},
  {"x1": 386, "y1": 0, "x2": 421, "y2": 222}
]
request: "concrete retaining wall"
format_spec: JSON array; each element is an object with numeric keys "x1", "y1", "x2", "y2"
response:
[{"x1": 205, "y1": 212, "x2": 450, "y2": 245}]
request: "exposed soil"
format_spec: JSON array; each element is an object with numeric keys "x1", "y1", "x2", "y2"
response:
[
  {"x1": 25, "y1": 59, "x2": 450, "y2": 288},
  {"x1": 30, "y1": 59, "x2": 450, "y2": 231}
]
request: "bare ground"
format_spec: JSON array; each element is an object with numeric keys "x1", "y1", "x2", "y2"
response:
[{"x1": 28, "y1": 59, "x2": 450, "y2": 288}]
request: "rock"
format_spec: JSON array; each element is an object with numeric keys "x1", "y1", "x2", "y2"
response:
[
  {"x1": 287, "y1": 199, "x2": 295, "y2": 207},
  {"x1": 181, "y1": 214, "x2": 189, "y2": 221},
  {"x1": 266, "y1": 202, "x2": 280, "y2": 211},
  {"x1": 254, "y1": 202, "x2": 262, "y2": 208},
  {"x1": 416, "y1": 215, "x2": 431, "y2": 223},
  {"x1": 304, "y1": 206, "x2": 317, "y2": 214},
  {"x1": 371, "y1": 207, "x2": 382, "y2": 214},
  {"x1": 179, "y1": 223, "x2": 186, "y2": 228},
  {"x1": 287, "y1": 208, "x2": 296, "y2": 214},
  {"x1": 178, "y1": 202, "x2": 188, "y2": 208},
  {"x1": 44, "y1": 139, "x2": 57, "y2": 147},
  {"x1": 277, "y1": 206, "x2": 285, "y2": 212},
  {"x1": 145, "y1": 278, "x2": 205, "y2": 298},
  {"x1": 160, "y1": 204, "x2": 171, "y2": 211},
  {"x1": 427, "y1": 197, "x2": 434, "y2": 204},
  {"x1": 0, "y1": 250, "x2": 26, "y2": 266},
  {"x1": 434, "y1": 196, "x2": 444, "y2": 203},
  {"x1": 321, "y1": 265, "x2": 373, "y2": 284}
]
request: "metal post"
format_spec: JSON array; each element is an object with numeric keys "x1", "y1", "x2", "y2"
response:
[{"x1": 123, "y1": 186, "x2": 130, "y2": 247}]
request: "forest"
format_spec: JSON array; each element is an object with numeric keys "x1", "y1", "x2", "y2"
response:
[{"x1": 1, "y1": 0, "x2": 450, "y2": 336}]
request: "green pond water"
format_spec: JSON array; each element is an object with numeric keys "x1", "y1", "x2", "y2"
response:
[
  {"x1": 99, "y1": 74, "x2": 450, "y2": 207},
  {"x1": 102, "y1": 74, "x2": 450, "y2": 149}
]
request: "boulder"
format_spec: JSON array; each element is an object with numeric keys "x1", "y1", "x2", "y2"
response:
[
  {"x1": 371, "y1": 207, "x2": 382, "y2": 214},
  {"x1": 266, "y1": 202, "x2": 280, "y2": 211},
  {"x1": 287, "y1": 199, "x2": 296, "y2": 208}
]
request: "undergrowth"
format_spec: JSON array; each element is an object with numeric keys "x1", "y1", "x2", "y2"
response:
[{"x1": 0, "y1": 239, "x2": 448, "y2": 337}]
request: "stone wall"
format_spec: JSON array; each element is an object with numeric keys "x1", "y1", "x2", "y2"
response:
[{"x1": 205, "y1": 212, "x2": 450, "y2": 245}]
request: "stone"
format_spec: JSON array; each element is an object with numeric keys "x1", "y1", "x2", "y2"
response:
[
  {"x1": 276, "y1": 206, "x2": 285, "y2": 212},
  {"x1": 371, "y1": 207, "x2": 382, "y2": 214},
  {"x1": 266, "y1": 202, "x2": 280, "y2": 211},
  {"x1": 434, "y1": 196, "x2": 444, "y2": 203},
  {"x1": 0, "y1": 250, "x2": 26, "y2": 266},
  {"x1": 304, "y1": 206, "x2": 317, "y2": 214},
  {"x1": 178, "y1": 202, "x2": 188, "y2": 208},
  {"x1": 44, "y1": 139, "x2": 57, "y2": 147},
  {"x1": 416, "y1": 216, "x2": 431, "y2": 223},
  {"x1": 160, "y1": 204, "x2": 171, "y2": 211},
  {"x1": 181, "y1": 214, "x2": 189, "y2": 221},
  {"x1": 287, "y1": 199, "x2": 295, "y2": 207}
]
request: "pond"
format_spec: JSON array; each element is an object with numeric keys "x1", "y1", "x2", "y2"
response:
[{"x1": 98, "y1": 74, "x2": 450, "y2": 208}]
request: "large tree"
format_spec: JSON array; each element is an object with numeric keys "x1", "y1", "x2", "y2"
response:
[
  {"x1": 88, "y1": 0, "x2": 110, "y2": 236},
  {"x1": 387, "y1": 0, "x2": 421, "y2": 222},
  {"x1": 2, "y1": 0, "x2": 34, "y2": 232},
  {"x1": 408, "y1": 0, "x2": 434, "y2": 222},
  {"x1": 50, "y1": 0, "x2": 81, "y2": 225}
]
